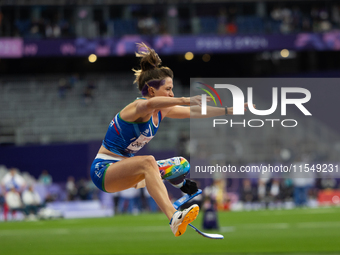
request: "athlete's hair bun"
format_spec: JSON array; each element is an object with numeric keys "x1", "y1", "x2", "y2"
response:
[
  {"x1": 133, "y1": 42, "x2": 173, "y2": 96},
  {"x1": 135, "y1": 42, "x2": 161, "y2": 72}
]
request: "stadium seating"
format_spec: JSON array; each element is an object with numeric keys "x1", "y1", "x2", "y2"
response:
[
  {"x1": 236, "y1": 16, "x2": 265, "y2": 34},
  {"x1": 108, "y1": 19, "x2": 139, "y2": 37},
  {"x1": 0, "y1": 74, "x2": 189, "y2": 151},
  {"x1": 199, "y1": 17, "x2": 219, "y2": 34}
]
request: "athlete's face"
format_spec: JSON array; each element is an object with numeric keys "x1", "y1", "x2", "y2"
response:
[{"x1": 153, "y1": 77, "x2": 174, "y2": 97}]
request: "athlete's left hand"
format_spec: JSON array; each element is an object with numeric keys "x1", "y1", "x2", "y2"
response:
[
  {"x1": 190, "y1": 95, "x2": 213, "y2": 106},
  {"x1": 226, "y1": 103, "x2": 255, "y2": 115}
]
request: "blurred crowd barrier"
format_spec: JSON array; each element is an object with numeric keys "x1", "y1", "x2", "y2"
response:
[{"x1": 1, "y1": 164, "x2": 340, "y2": 222}]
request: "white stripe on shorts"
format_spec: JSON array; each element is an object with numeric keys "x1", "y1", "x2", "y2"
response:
[{"x1": 95, "y1": 153, "x2": 124, "y2": 161}]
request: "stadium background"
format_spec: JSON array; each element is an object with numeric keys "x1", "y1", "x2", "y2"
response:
[{"x1": 1, "y1": 1, "x2": 340, "y2": 254}]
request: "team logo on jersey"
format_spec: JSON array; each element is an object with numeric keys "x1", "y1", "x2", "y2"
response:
[{"x1": 142, "y1": 129, "x2": 150, "y2": 136}]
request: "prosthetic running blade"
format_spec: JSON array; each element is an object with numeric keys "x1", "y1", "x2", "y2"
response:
[
  {"x1": 172, "y1": 189, "x2": 202, "y2": 210},
  {"x1": 188, "y1": 223, "x2": 224, "y2": 239}
]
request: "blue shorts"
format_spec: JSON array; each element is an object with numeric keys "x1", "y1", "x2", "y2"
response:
[{"x1": 90, "y1": 155, "x2": 121, "y2": 192}]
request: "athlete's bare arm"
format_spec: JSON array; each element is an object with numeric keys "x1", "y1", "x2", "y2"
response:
[
  {"x1": 164, "y1": 103, "x2": 249, "y2": 119},
  {"x1": 120, "y1": 95, "x2": 209, "y2": 122}
]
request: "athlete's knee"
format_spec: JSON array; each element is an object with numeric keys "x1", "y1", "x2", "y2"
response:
[{"x1": 141, "y1": 155, "x2": 158, "y2": 172}]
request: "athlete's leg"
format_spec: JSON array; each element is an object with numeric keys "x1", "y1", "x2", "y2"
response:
[
  {"x1": 103, "y1": 155, "x2": 176, "y2": 220},
  {"x1": 134, "y1": 156, "x2": 189, "y2": 190}
]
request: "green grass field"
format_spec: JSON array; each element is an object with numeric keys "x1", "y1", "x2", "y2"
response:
[{"x1": 1, "y1": 207, "x2": 340, "y2": 255}]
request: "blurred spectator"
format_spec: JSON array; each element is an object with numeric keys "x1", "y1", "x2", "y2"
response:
[
  {"x1": 58, "y1": 78, "x2": 68, "y2": 99},
  {"x1": 292, "y1": 156, "x2": 315, "y2": 207},
  {"x1": 226, "y1": 19, "x2": 237, "y2": 34},
  {"x1": 332, "y1": 4, "x2": 340, "y2": 25},
  {"x1": 257, "y1": 178, "x2": 269, "y2": 207},
  {"x1": 292, "y1": 6, "x2": 303, "y2": 31},
  {"x1": 202, "y1": 196, "x2": 219, "y2": 230},
  {"x1": 44, "y1": 192, "x2": 56, "y2": 203},
  {"x1": 204, "y1": 180, "x2": 218, "y2": 202},
  {"x1": 83, "y1": 80, "x2": 96, "y2": 105},
  {"x1": 302, "y1": 16, "x2": 312, "y2": 31},
  {"x1": 217, "y1": 8, "x2": 228, "y2": 34},
  {"x1": 112, "y1": 192, "x2": 120, "y2": 214},
  {"x1": 53, "y1": 23, "x2": 61, "y2": 38},
  {"x1": 59, "y1": 18, "x2": 71, "y2": 37},
  {"x1": 87, "y1": 80, "x2": 96, "y2": 91},
  {"x1": 22, "y1": 185, "x2": 43, "y2": 218},
  {"x1": 270, "y1": 180, "x2": 280, "y2": 198},
  {"x1": 45, "y1": 23, "x2": 53, "y2": 38},
  {"x1": 240, "y1": 179, "x2": 257, "y2": 204},
  {"x1": 83, "y1": 87, "x2": 93, "y2": 105},
  {"x1": 0, "y1": 191, "x2": 5, "y2": 219},
  {"x1": 86, "y1": 177, "x2": 98, "y2": 200},
  {"x1": 280, "y1": 7, "x2": 293, "y2": 34},
  {"x1": 280, "y1": 178, "x2": 294, "y2": 202},
  {"x1": 271, "y1": 6, "x2": 283, "y2": 21},
  {"x1": 29, "y1": 18, "x2": 44, "y2": 39},
  {"x1": 292, "y1": 166, "x2": 315, "y2": 207},
  {"x1": 0, "y1": 165, "x2": 8, "y2": 182},
  {"x1": 143, "y1": 188, "x2": 158, "y2": 212},
  {"x1": 293, "y1": 177, "x2": 314, "y2": 207},
  {"x1": 204, "y1": 179, "x2": 229, "y2": 210},
  {"x1": 66, "y1": 176, "x2": 77, "y2": 201},
  {"x1": 118, "y1": 188, "x2": 141, "y2": 214},
  {"x1": 319, "y1": 19, "x2": 332, "y2": 32},
  {"x1": 68, "y1": 73, "x2": 79, "y2": 90},
  {"x1": 5, "y1": 187, "x2": 28, "y2": 219},
  {"x1": 77, "y1": 178, "x2": 89, "y2": 200},
  {"x1": 1, "y1": 167, "x2": 26, "y2": 192},
  {"x1": 202, "y1": 181, "x2": 219, "y2": 229},
  {"x1": 38, "y1": 170, "x2": 53, "y2": 186},
  {"x1": 269, "y1": 179, "x2": 281, "y2": 208},
  {"x1": 138, "y1": 15, "x2": 158, "y2": 35}
]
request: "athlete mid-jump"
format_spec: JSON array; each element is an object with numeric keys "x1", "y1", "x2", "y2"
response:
[{"x1": 90, "y1": 42, "x2": 247, "y2": 237}]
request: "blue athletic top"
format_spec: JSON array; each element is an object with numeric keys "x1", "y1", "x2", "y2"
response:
[{"x1": 102, "y1": 98, "x2": 162, "y2": 157}]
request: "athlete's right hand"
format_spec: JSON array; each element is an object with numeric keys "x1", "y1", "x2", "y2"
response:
[{"x1": 189, "y1": 95, "x2": 213, "y2": 106}]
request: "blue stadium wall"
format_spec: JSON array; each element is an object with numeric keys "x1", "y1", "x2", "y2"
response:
[{"x1": 0, "y1": 142, "x2": 176, "y2": 182}]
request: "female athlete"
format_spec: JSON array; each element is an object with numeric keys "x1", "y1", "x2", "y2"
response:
[{"x1": 90, "y1": 42, "x2": 246, "y2": 237}]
